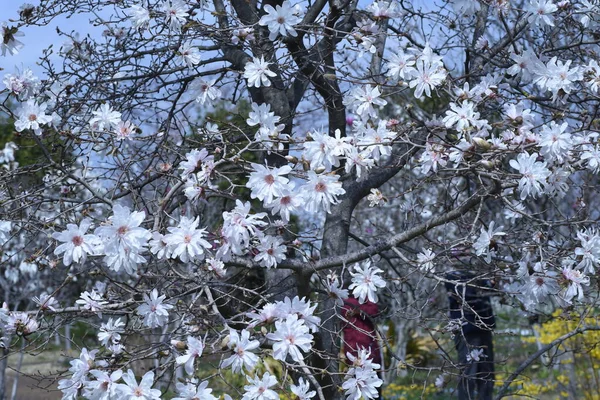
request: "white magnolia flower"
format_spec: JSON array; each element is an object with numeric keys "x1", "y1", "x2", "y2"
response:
[
  {"x1": 290, "y1": 377, "x2": 316, "y2": 400},
  {"x1": 162, "y1": 0, "x2": 189, "y2": 31},
  {"x1": 509, "y1": 152, "x2": 551, "y2": 199},
  {"x1": 349, "y1": 261, "x2": 386, "y2": 304},
  {"x1": 98, "y1": 318, "x2": 125, "y2": 347},
  {"x1": 84, "y1": 369, "x2": 123, "y2": 400},
  {"x1": 242, "y1": 372, "x2": 279, "y2": 400},
  {"x1": 266, "y1": 314, "x2": 313, "y2": 362},
  {"x1": 220, "y1": 329, "x2": 260, "y2": 373},
  {"x1": 89, "y1": 103, "x2": 122, "y2": 131},
  {"x1": 254, "y1": 234, "x2": 287, "y2": 268},
  {"x1": 53, "y1": 219, "x2": 100, "y2": 266},
  {"x1": 118, "y1": 370, "x2": 161, "y2": 400},
  {"x1": 258, "y1": 0, "x2": 302, "y2": 40},
  {"x1": 467, "y1": 348, "x2": 485, "y2": 362},
  {"x1": 178, "y1": 42, "x2": 201, "y2": 68},
  {"x1": 137, "y1": 289, "x2": 174, "y2": 328},
  {"x1": 417, "y1": 248, "x2": 436, "y2": 273},
  {"x1": 176, "y1": 336, "x2": 204, "y2": 375},
  {"x1": 246, "y1": 162, "x2": 292, "y2": 203},
  {"x1": 14, "y1": 99, "x2": 53, "y2": 136},
  {"x1": 301, "y1": 171, "x2": 346, "y2": 213},
  {"x1": 244, "y1": 56, "x2": 277, "y2": 88},
  {"x1": 126, "y1": 5, "x2": 151, "y2": 29}
]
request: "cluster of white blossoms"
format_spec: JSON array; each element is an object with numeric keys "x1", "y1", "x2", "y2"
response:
[
  {"x1": 342, "y1": 348, "x2": 383, "y2": 400},
  {"x1": 57, "y1": 347, "x2": 163, "y2": 400}
]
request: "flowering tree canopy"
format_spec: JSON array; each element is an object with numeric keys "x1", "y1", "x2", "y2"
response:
[{"x1": 2, "y1": 0, "x2": 600, "y2": 398}]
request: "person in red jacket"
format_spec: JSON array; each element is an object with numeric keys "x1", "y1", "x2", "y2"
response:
[{"x1": 341, "y1": 297, "x2": 382, "y2": 367}]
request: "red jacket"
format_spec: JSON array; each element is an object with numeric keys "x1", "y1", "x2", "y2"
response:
[{"x1": 342, "y1": 297, "x2": 381, "y2": 365}]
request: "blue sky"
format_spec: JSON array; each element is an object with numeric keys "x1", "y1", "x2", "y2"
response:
[{"x1": 0, "y1": 0, "x2": 99, "y2": 76}]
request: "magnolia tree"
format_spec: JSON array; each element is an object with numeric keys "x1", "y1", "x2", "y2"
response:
[{"x1": 2, "y1": 0, "x2": 600, "y2": 398}]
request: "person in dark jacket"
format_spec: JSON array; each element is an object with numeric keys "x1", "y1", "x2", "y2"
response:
[{"x1": 445, "y1": 271, "x2": 495, "y2": 400}]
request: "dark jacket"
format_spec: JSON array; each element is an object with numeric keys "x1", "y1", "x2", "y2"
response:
[{"x1": 445, "y1": 271, "x2": 495, "y2": 335}]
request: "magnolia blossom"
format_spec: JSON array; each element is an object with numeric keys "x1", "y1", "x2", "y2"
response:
[
  {"x1": 176, "y1": 336, "x2": 204, "y2": 375},
  {"x1": 509, "y1": 152, "x2": 551, "y2": 199},
  {"x1": 290, "y1": 377, "x2": 316, "y2": 400},
  {"x1": 246, "y1": 163, "x2": 292, "y2": 203},
  {"x1": 84, "y1": 369, "x2": 123, "y2": 400},
  {"x1": 301, "y1": 171, "x2": 346, "y2": 213},
  {"x1": 527, "y1": 0, "x2": 558, "y2": 26},
  {"x1": 1, "y1": 22, "x2": 25, "y2": 56},
  {"x1": 244, "y1": 56, "x2": 277, "y2": 88},
  {"x1": 266, "y1": 314, "x2": 313, "y2": 362},
  {"x1": 89, "y1": 103, "x2": 122, "y2": 131},
  {"x1": 191, "y1": 78, "x2": 222, "y2": 105},
  {"x1": 162, "y1": 0, "x2": 189, "y2": 31},
  {"x1": 173, "y1": 380, "x2": 217, "y2": 400},
  {"x1": 344, "y1": 85, "x2": 387, "y2": 119},
  {"x1": 53, "y1": 219, "x2": 100, "y2": 266},
  {"x1": 178, "y1": 42, "x2": 201, "y2": 68},
  {"x1": 137, "y1": 289, "x2": 174, "y2": 328},
  {"x1": 242, "y1": 372, "x2": 279, "y2": 400},
  {"x1": 221, "y1": 329, "x2": 260, "y2": 373},
  {"x1": 349, "y1": 261, "x2": 386, "y2": 304},
  {"x1": 118, "y1": 370, "x2": 161, "y2": 400},
  {"x1": 409, "y1": 60, "x2": 446, "y2": 99},
  {"x1": 126, "y1": 5, "x2": 151, "y2": 29},
  {"x1": 417, "y1": 248, "x2": 436, "y2": 273},
  {"x1": 14, "y1": 99, "x2": 53, "y2": 135},
  {"x1": 467, "y1": 348, "x2": 485, "y2": 362},
  {"x1": 164, "y1": 216, "x2": 212, "y2": 262},
  {"x1": 254, "y1": 234, "x2": 287, "y2": 268},
  {"x1": 473, "y1": 221, "x2": 505, "y2": 262},
  {"x1": 258, "y1": 0, "x2": 302, "y2": 40}
]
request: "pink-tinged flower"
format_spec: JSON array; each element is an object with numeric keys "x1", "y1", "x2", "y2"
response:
[
  {"x1": 137, "y1": 289, "x2": 173, "y2": 328},
  {"x1": 259, "y1": 0, "x2": 302, "y2": 40},
  {"x1": 246, "y1": 162, "x2": 292, "y2": 203},
  {"x1": 84, "y1": 369, "x2": 123, "y2": 400},
  {"x1": 254, "y1": 234, "x2": 287, "y2": 268},
  {"x1": 76, "y1": 290, "x2": 108, "y2": 315},
  {"x1": 161, "y1": 0, "x2": 189, "y2": 31},
  {"x1": 344, "y1": 85, "x2": 387, "y2": 119},
  {"x1": 176, "y1": 336, "x2": 204, "y2": 375},
  {"x1": 220, "y1": 329, "x2": 260, "y2": 373},
  {"x1": 179, "y1": 148, "x2": 213, "y2": 178},
  {"x1": 509, "y1": 152, "x2": 551, "y2": 199},
  {"x1": 114, "y1": 120, "x2": 137, "y2": 141},
  {"x1": 409, "y1": 60, "x2": 446, "y2": 99},
  {"x1": 164, "y1": 216, "x2": 212, "y2": 262},
  {"x1": 265, "y1": 187, "x2": 302, "y2": 223},
  {"x1": 178, "y1": 42, "x2": 201, "y2": 68},
  {"x1": 191, "y1": 78, "x2": 222, "y2": 105},
  {"x1": 267, "y1": 314, "x2": 313, "y2": 362},
  {"x1": 527, "y1": 0, "x2": 558, "y2": 26},
  {"x1": 386, "y1": 51, "x2": 416, "y2": 80},
  {"x1": 349, "y1": 261, "x2": 386, "y2": 304},
  {"x1": 32, "y1": 294, "x2": 59, "y2": 311},
  {"x1": 300, "y1": 171, "x2": 346, "y2": 213},
  {"x1": 244, "y1": 56, "x2": 277, "y2": 88},
  {"x1": 53, "y1": 218, "x2": 100, "y2": 266},
  {"x1": 118, "y1": 370, "x2": 161, "y2": 400},
  {"x1": 14, "y1": 99, "x2": 53, "y2": 136},
  {"x1": 242, "y1": 372, "x2": 279, "y2": 400}
]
